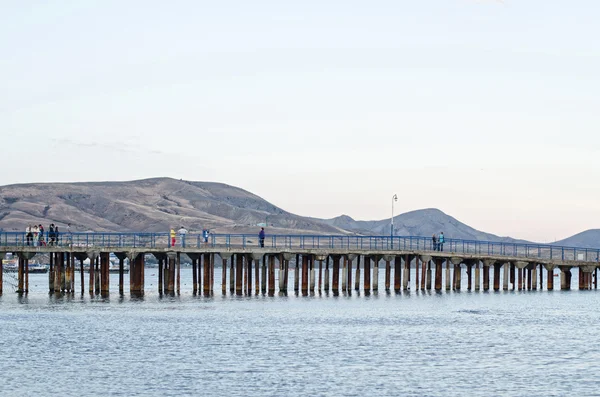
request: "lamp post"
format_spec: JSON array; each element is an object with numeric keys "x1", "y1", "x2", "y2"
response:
[{"x1": 391, "y1": 194, "x2": 398, "y2": 247}]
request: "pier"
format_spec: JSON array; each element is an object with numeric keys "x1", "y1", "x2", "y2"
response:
[{"x1": 1, "y1": 232, "x2": 599, "y2": 296}]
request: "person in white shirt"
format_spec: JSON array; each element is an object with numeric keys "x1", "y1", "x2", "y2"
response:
[{"x1": 178, "y1": 226, "x2": 188, "y2": 248}]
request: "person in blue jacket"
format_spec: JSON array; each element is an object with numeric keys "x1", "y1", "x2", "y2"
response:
[
  {"x1": 438, "y1": 232, "x2": 445, "y2": 252},
  {"x1": 259, "y1": 227, "x2": 265, "y2": 248}
]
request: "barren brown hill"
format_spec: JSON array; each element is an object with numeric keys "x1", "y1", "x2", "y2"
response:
[{"x1": 0, "y1": 178, "x2": 346, "y2": 234}]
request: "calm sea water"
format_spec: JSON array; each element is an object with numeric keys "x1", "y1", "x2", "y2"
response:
[{"x1": 1, "y1": 268, "x2": 600, "y2": 397}]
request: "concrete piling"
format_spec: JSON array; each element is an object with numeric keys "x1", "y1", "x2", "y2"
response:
[
  {"x1": 236, "y1": 253, "x2": 244, "y2": 295},
  {"x1": 318, "y1": 259, "x2": 323, "y2": 291},
  {"x1": 434, "y1": 258, "x2": 443, "y2": 291},
  {"x1": 403, "y1": 255, "x2": 410, "y2": 291},
  {"x1": 268, "y1": 255, "x2": 275, "y2": 296},
  {"x1": 364, "y1": 256, "x2": 371, "y2": 293},
  {"x1": 347, "y1": 254, "x2": 355, "y2": 293},
  {"x1": 332, "y1": 255, "x2": 340, "y2": 294},
  {"x1": 373, "y1": 256, "x2": 379, "y2": 292},
  {"x1": 474, "y1": 261, "x2": 481, "y2": 291},
  {"x1": 294, "y1": 255, "x2": 300, "y2": 292},
  {"x1": 261, "y1": 255, "x2": 267, "y2": 294},
  {"x1": 301, "y1": 254, "x2": 308, "y2": 295},
  {"x1": 309, "y1": 255, "x2": 315, "y2": 292},
  {"x1": 493, "y1": 263, "x2": 501, "y2": 291},
  {"x1": 342, "y1": 256, "x2": 347, "y2": 292},
  {"x1": 385, "y1": 259, "x2": 391, "y2": 291},
  {"x1": 324, "y1": 256, "x2": 330, "y2": 292},
  {"x1": 355, "y1": 255, "x2": 361, "y2": 291}
]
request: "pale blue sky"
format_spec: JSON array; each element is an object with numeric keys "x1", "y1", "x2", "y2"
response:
[{"x1": 1, "y1": 0, "x2": 599, "y2": 241}]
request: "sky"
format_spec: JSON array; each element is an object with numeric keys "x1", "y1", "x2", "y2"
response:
[{"x1": 1, "y1": 0, "x2": 599, "y2": 242}]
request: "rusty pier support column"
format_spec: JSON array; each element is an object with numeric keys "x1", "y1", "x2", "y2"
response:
[
  {"x1": 482, "y1": 260, "x2": 493, "y2": 291},
  {"x1": 268, "y1": 255, "x2": 276, "y2": 296},
  {"x1": 293, "y1": 254, "x2": 299, "y2": 293},
  {"x1": 414, "y1": 255, "x2": 420, "y2": 291},
  {"x1": 403, "y1": 254, "x2": 411, "y2": 291},
  {"x1": 324, "y1": 256, "x2": 330, "y2": 292},
  {"x1": 261, "y1": 255, "x2": 267, "y2": 294},
  {"x1": 372, "y1": 256, "x2": 379, "y2": 292},
  {"x1": 282, "y1": 253, "x2": 291, "y2": 293},
  {"x1": 318, "y1": 259, "x2": 323, "y2": 291},
  {"x1": 229, "y1": 254, "x2": 235, "y2": 294},
  {"x1": 450, "y1": 258, "x2": 462, "y2": 291},
  {"x1": 100, "y1": 252, "x2": 110, "y2": 297},
  {"x1": 192, "y1": 256, "x2": 198, "y2": 295},
  {"x1": 166, "y1": 252, "x2": 176, "y2": 294},
  {"x1": 466, "y1": 262, "x2": 472, "y2": 291},
  {"x1": 236, "y1": 253, "x2": 244, "y2": 296},
  {"x1": 434, "y1": 257, "x2": 443, "y2": 291},
  {"x1": 445, "y1": 258, "x2": 451, "y2": 291},
  {"x1": 384, "y1": 258, "x2": 391, "y2": 291},
  {"x1": 221, "y1": 253, "x2": 232, "y2": 295},
  {"x1": 355, "y1": 255, "x2": 361, "y2": 291},
  {"x1": 87, "y1": 252, "x2": 98, "y2": 295},
  {"x1": 474, "y1": 260, "x2": 481, "y2": 291},
  {"x1": 346, "y1": 255, "x2": 354, "y2": 294},
  {"x1": 493, "y1": 263, "x2": 500, "y2": 291},
  {"x1": 309, "y1": 255, "x2": 315, "y2": 292},
  {"x1": 545, "y1": 264, "x2": 555, "y2": 291},
  {"x1": 247, "y1": 255, "x2": 253, "y2": 295},
  {"x1": 341, "y1": 256, "x2": 347, "y2": 292},
  {"x1": 560, "y1": 267, "x2": 572, "y2": 290},
  {"x1": 301, "y1": 254, "x2": 308, "y2": 296},
  {"x1": 203, "y1": 253, "x2": 211, "y2": 295},
  {"x1": 332, "y1": 255, "x2": 340, "y2": 295},
  {"x1": 531, "y1": 264, "x2": 538, "y2": 291},
  {"x1": 421, "y1": 256, "x2": 432, "y2": 290},
  {"x1": 364, "y1": 256, "x2": 371, "y2": 293},
  {"x1": 510, "y1": 262, "x2": 516, "y2": 290},
  {"x1": 0, "y1": 252, "x2": 3, "y2": 295}
]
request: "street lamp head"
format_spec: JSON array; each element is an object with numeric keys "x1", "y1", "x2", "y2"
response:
[{"x1": 393, "y1": 194, "x2": 398, "y2": 201}]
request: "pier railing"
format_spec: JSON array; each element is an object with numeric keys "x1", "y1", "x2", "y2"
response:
[{"x1": 1, "y1": 232, "x2": 599, "y2": 262}]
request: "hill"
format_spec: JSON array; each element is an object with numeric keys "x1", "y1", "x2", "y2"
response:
[{"x1": 552, "y1": 229, "x2": 600, "y2": 248}]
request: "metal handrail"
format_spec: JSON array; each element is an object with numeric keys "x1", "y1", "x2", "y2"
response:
[{"x1": 0, "y1": 232, "x2": 598, "y2": 262}]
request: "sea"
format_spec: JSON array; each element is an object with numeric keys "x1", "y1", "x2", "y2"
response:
[{"x1": 1, "y1": 267, "x2": 600, "y2": 397}]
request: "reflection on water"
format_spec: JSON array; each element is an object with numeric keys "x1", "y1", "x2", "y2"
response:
[{"x1": 1, "y1": 269, "x2": 600, "y2": 397}]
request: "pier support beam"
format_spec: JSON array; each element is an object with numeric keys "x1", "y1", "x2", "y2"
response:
[
  {"x1": 355, "y1": 255, "x2": 361, "y2": 291},
  {"x1": 445, "y1": 259, "x2": 452, "y2": 291},
  {"x1": 372, "y1": 255, "x2": 379, "y2": 292},
  {"x1": 544, "y1": 264, "x2": 556, "y2": 291},
  {"x1": 294, "y1": 254, "x2": 300, "y2": 293},
  {"x1": 403, "y1": 255, "x2": 412, "y2": 291},
  {"x1": 87, "y1": 252, "x2": 98, "y2": 295},
  {"x1": 364, "y1": 256, "x2": 371, "y2": 293},
  {"x1": 420, "y1": 255, "x2": 432, "y2": 291},
  {"x1": 450, "y1": 257, "x2": 462, "y2": 291},
  {"x1": 324, "y1": 256, "x2": 330, "y2": 292},
  {"x1": 383, "y1": 255, "x2": 393, "y2": 291},
  {"x1": 474, "y1": 261, "x2": 481, "y2": 291},
  {"x1": 236, "y1": 253, "x2": 244, "y2": 295},
  {"x1": 332, "y1": 255, "x2": 341, "y2": 295},
  {"x1": 434, "y1": 257, "x2": 443, "y2": 291},
  {"x1": 560, "y1": 267, "x2": 572, "y2": 290},
  {"x1": 268, "y1": 255, "x2": 276, "y2": 296},
  {"x1": 515, "y1": 261, "x2": 528, "y2": 291},
  {"x1": 502, "y1": 262, "x2": 509, "y2": 291},
  {"x1": 347, "y1": 254, "x2": 356, "y2": 293},
  {"x1": 301, "y1": 254, "x2": 308, "y2": 295},
  {"x1": 482, "y1": 260, "x2": 494, "y2": 291},
  {"x1": 493, "y1": 263, "x2": 501, "y2": 291}
]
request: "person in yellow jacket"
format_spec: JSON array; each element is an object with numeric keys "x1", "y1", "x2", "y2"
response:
[{"x1": 170, "y1": 228, "x2": 176, "y2": 247}]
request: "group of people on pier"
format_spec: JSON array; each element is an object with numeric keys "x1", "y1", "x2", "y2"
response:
[
  {"x1": 169, "y1": 226, "x2": 211, "y2": 247},
  {"x1": 24, "y1": 223, "x2": 71, "y2": 246},
  {"x1": 432, "y1": 232, "x2": 445, "y2": 251}
]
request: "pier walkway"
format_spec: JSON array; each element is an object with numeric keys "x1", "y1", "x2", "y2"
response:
[{"x1": 1, "y1": 232, "x2": 599, "y2": 295}]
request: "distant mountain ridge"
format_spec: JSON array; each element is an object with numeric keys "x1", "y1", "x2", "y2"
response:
[
  {"x1": 0, "y1": 177, "x2": 593, "y2": 246},
  {"x1": 552, "y1": 230, "x2": 600, "y2": 248}
]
